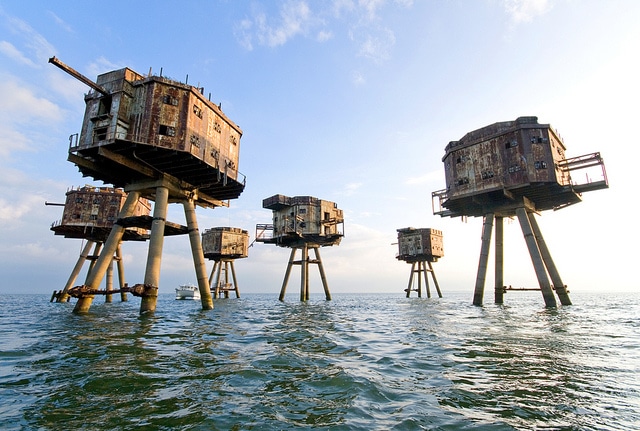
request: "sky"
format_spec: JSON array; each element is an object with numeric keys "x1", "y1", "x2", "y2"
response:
[{"x1": 0, "y1": 0, "x2": 638, "y2": 301}]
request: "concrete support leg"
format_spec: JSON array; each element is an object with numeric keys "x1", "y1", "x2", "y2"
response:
[
  {"x1": 428, "y1": 261, "x2": 443, "y2": 298},
  {"x1": 183, "y1": 198, "x2": 213, "y2": 311},
  {"x1": 527, "y1": 212, "x2": 571, "y2": 305},
  {"x1": 494, "y1": 216, "x2": 504, "y2": 304},
  {"x1": 85, "y1": 242, "x2": 103, "y2": 283},
  {"x1": 210, "y1": 261, "x2": 221, "y2": 299},
  {"x1": 422, "y1": 261, "x2": 431, "y2": 298},
  {"x1": 516, "y1": 207, "x2": 557, "y2": 308},
  {"x1": 209, "y1": 260, "x2": 220, "y2": 299},
  {"x1": 300, "y1": 245, "x2": 309, "y2": 301},
  {"x1": 473, "y1": 213, "x2": 494, "y2": 306},
  {"x1": 116, "y1": 245, "x2": 127, "y2": 302},
  {"x1": 140, "y1": 187, "x2": 168, "y2": 314},
  {"x1": 58, "y1": 240, "x2": 95, "y2": 303},
  {"x1": 74, "y1": 191, "x2": 141, "y2": 314},
  {"x1": 229, "y1": 261, "x2": 240, "y2": 298},
  {"x1": 314, "y1": 247, "x2": 331, "y2": 300},
  {"x1": 406, "y1": 262, "x2": 416, "y2": 298},
  {"x1": 416, "y1": 262, "x2": 423, "y2": 298},
  {"x1": 222, "y1": 262, "x2": 230, "y2": 298},
  {"x1": 105, "y1": 258, "x2": 114, "y2": 303},
  {"x1": 279, "y1": 248, "x2": 297, "y2": 301}
]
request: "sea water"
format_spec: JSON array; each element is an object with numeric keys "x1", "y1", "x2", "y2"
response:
[{"x1": 1, "y1": 291, "x2": 638, "y2": 430}]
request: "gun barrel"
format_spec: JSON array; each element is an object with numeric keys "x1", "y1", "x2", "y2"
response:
[{"x1": 48, "y1": 56, "x2": 110, "y2": 96}]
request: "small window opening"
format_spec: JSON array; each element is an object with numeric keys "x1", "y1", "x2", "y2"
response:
[{"x1": 159, "y1": 125, "x2": 176, "y2": 137}]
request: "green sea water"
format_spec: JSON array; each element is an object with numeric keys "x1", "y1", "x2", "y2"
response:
[{"x1": 1, "y1": 291, "x2": 638, "y2": 430}]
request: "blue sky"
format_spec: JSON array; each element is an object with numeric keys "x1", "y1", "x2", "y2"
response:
[{"x1": 0, "y1": 0, "x2": 638, "y2": 298}]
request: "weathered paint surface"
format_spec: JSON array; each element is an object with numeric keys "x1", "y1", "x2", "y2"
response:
[
  {"x1": 202, "y1": 227, "x2": 249, "y2": 259},
  {"x1": 50, "y1": 186, "x2": 151, "y2": 241},
  {"x1": 434, "y1": 116, "x2": 607, "y2": 217},
  {"x1": 396, "y1": 227, "x2": 443, "y2": 262},
  {"x1": 258, "y1": 195, "x2": 344, "y2": 248},
  {"x1": 69, "y1": 65, "x2": 245, "y2": 204}
]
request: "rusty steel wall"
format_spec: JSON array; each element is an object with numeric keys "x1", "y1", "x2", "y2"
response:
[
  {"x1": 59, "y1": 186, "x2": 150, "y2": 231},
  {"x1": 78, "y1": 68, "x2": 143, "y2": 150},
  {"x1": 397, "y1": 228, "x2": 443, "y2": 260},
  {"x1": 264, "y1": 195, "x2": 344, "y2": 245},
  {"x1": 443, "y1": 117, "x2": 567, "y2": 201},
  {"x1": 77, "y1": 68, "x2": 242, "y2": 183},
  {"x1": 202, "y1": 227, "x2": 249, "y2": 258}
]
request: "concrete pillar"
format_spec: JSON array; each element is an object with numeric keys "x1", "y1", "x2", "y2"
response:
[
  {"x1": 85, "y1": 242, "x2": 103, "y2": 283},
  {"x1": 422, "y1": 262, "x2": 432, "y2": 298},
  {"x1": 516, "y1": 207, "x2": 557, "y2": 308},
  {"x1": 209, "y1": 261, "x2": 219, "y2": 298},
  {"x1": 494, "y1": 216, "x2": 504, "y2": 304},
  {"x1": 105, "y1": 258, "x2": 114, "y2": 303},
  {"x1": 527, "y1": 212, "x2": 571, "y2": 306},
  {"x1": 473, "y1": 213, "x2": 494, "y2": 306},
  {"x1": 279, "y1": 248, "x2": 296, "y2": 301},
  {"x1": 229, "y1": 261, "x2": 240, "y2": 298},
  {"x1": 406, "y1": 262, "x2": 416, "y2": 298},
  {"x1": 427, "y1": 261, "x2": 443, "y2": 298},
  {"x1": 74, "y1": 191, "x2": 141, "y2": 314},
  {"x1": 115, "y1": 245, "x2": 127, "y2": 302},
  {"x1": 313, "y1": 247, "x2": 331, "y2": 300},
  {"x1": 222, "y1": 262, "x2": 231, "y2": 298},
  {"x1": 139, "y1": 187, "x2": 168, "y2": 314},
  {"x1": 183, "y1": 198, "x2": 213, "y2": 310},
  {"x1": 300, "y1": 245, "x2": 309, "y2": 301},
  {"x1": 58, "y1": 239, "x2": 94, "y2": 303},
  {"x1": 416, "y1": 262, "x2": 423, "y2": 298}
]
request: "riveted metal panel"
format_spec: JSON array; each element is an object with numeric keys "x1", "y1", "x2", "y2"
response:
[
  {"x1": 202, "y1": 227, "x2": 249, "y2": 259},
  {"x1": 396, "y1": 227, "x2": 443, "y2": 261},
  {"x1": 61, "y1": 60, "x2": 245, "y2": 203},
  {"x1": 51, "y1": 186, "x2": 151, "y2": 240},
  {"x1": 259, "y1": 195, "x2": 344, "y2": 247}
]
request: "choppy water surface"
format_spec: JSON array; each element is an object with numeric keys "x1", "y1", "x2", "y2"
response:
[{"x1": 1, "y1": 291, "x2": 639, "y2": 430}]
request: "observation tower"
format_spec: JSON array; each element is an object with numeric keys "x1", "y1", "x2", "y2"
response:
[
  {"x1": 50, "y1": 57, "x2": 246, "y2": 314},
  {"x1": 396, "y1": 228, "x2": 443, "y2": 298},
  {"x1": 48, "y1": 185, "x2": 150, "y2": 303},
  {"x1": 256, "y1": 195, "x2": 344, "y2": 301},
  {"x1": 202, "y1": 227, "x2": 249, "y2": 298},
  {"x1": 432, "y1": 116, "x2": 608, "y2": 307}
]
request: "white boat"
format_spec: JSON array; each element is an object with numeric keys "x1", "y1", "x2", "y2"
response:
[{"x1": 175, "y1": 284, "x2": 201, "y2": 300}]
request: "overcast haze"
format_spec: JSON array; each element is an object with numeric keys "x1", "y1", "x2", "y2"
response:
[{"x1": 0, "y1": 0, "x2": 637, "y2": 299}]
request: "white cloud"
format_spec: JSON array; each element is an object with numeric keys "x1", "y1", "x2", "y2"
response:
[
  {"x1": 48, "y1": 11, "x2": 74, "y2": 33},
  {"x1": 352, "y1": 26, "x2": 396, "y2": 63},
  {"x1": 0, "y1": 40, "x2": 38, "y2": 67},
  {"x1": 234, "y1": 0, "x2": 404, "y2": 64},
  {"x1": 316, "y1": 30, "x2": 333, "y2": 42},
  {"x1": 238, "y1": 1, "x2": 313, "y2": 49},
  {"x1": 404, "y1": 170, "x2": 442, "y2": 186},
  {"x1": 342, "y1": 182, "x2": 363, "y2": 196},
  {"x1": 87, "y1": 56, "x2": 124, "y2": 77},
  {"x1": 0, "y1": 128, "x2": 30, "y2": 157},
  {"x1": 351, "y1": 70, "x2": 366, "y2": 85},
  {"x1": 2, "y1": 13, "x2": 56, "y2": 64},
  {"x1": 0, "y1": 76, "x2": 63, "y2": 127},
  {"x1": 358, "y1": 0, "x2": 386, "y2": 21},
  {"x1": 503, "y1": 0, "x2": 552, "y2": 24}
]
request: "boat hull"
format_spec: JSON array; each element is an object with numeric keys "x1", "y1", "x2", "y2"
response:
[{"x1": 175, "y1": 284, "x2": 201, "y2": 300}]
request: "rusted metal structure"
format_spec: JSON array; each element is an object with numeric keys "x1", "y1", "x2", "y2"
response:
[
  {"x1": 202, "y1": 227, "x2": 249, "y2": 298},
  {"x1": 48, "y1": 185, "x2": 150, "y2": 303},
  {"x1": 256, "y1": 195, "x2": 344, "y2": 301},
  {"x1": 432, "y1": 116, "x2": 608, "y2": 307},
  {"x1": 396, "y1": 228, "x2": 443, "y2": 298},
  {"x1": 50, "y1": 57, "x2": 246, "y2": 314}
]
